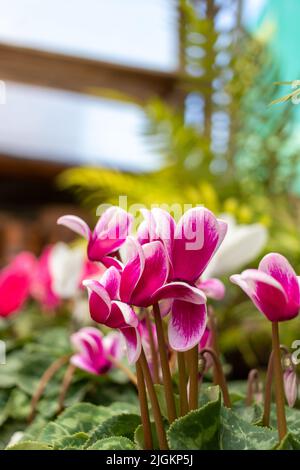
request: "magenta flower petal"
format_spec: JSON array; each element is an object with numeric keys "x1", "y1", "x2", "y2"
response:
[
  {"x1": 0, "y1": 267, "x2": 31, "y2": 317},
  {"x1": 130, "y1": 241, "x2": 169, "y2": 306},
  {"x1": 101, "y1": 256, "x2": 123, "y2": 271},
  {"x1": 57, "y1": 215, "x2": 91, "y2": 240},
  {"x1": 172, "y1": 207, "x2": 227, "y2": 282},
  {"x1": 70, "y1": 355, "x2": 100, "y2": 375},
  {"x1": 120, "y1": 238, "x2": 145, "y2": 303},
  {"x1": 230, "y1": 269, "x2": 292, "y2": 322},
  {"x1": 259, "y1": 253, "x2": 300, "y2": 315},
  {"x1": 168, "y1": 300, "x2": 207, "y2": 351},
  {"x1": 152, "y1": 281, "x2": 206, "y2": 305},
  {"x1": 82, "y1": 279, "x2": 111, "y2": 324},
  {"x1": 100, "y1": 267, "x2": 121, "y2": 300},
  {"x1": 94, "y1": 206, "x2": 133, "y2": 240},
  {"x1": 137, "y1": 208, "x2": 175, "y2": 265},
  {"x1": 196, "y1": 278, "x2": 225, "y2": 300},
  {"x1": 106, "y1": 301, "x2": 139, "y2": 329},
  {"x1": 120, "y1": 326, "x2": 141, "y2": 364},
  {"x1": 88, "y1": 207, "x2": 132, "y2": 261},
  {"x1": 70, "y1": 327, "x2": 110, "y2": 375}
]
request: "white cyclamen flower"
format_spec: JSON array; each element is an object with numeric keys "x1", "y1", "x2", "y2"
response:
[
  {"x1": 49, "y1": 242, "x2": 85, "y2": 299},
  {"x1": 203, "y1": 214, "x2": 268, "y2": 278}
]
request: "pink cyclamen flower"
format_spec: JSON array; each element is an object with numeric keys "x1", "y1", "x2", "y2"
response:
[
  {"x1": 83, "y1": 267, "x2": 141, "y2": 364},
  {"x1": 230, "y1": 253, "x2": 300, "y2": 322},
  {"x1": 120, "y1": 237, "x2": 208, "y2": 351},
  {"x1": 57, "y1": 206, "x2": 132, "y2": 265},
  {"x1": 0, "y1": 252, "x2": 36, "y2": 318},
  {"x1": 84, "y1": 237, "x2": 206, "y2": 351},
  {"x1": 30, "y1": 246, "x2": 60, "y2": 310},
  {"x1": 283, "y1": 367, "x2": 298, "y2": 408},
  {"x1": 135, "y1": 207, "x2": 227, "y2": 350},
  {"x1": 70, "y1": 327, "x2": 122, "y2": 375}
]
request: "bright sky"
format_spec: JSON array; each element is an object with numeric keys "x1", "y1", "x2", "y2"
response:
[{"x1": 0, "y1": 0, "x2": 266, "y2": 172}]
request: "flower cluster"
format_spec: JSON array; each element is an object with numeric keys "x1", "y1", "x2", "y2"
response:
[{"x1": 58, "y1": 206, "x2": 228, "y2": 362}]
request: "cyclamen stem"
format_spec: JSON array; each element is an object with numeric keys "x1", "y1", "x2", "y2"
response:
[
  {"x1": 58, "y1": 363, "x2": 77, "y2": 414},
  {"x1": 136, "y1": 360, "x2": 153, "y2": 450},
  {"x1": 271, "y1": 322, "x2": 287, "y2": 441},
  {"x1": 188, "y1": 346, "x2": 199, "y2": 411},
  {"x1": 208, "y1": 306, "x2": 221, "y2": 386},
  {"x1": 200, "y1": 348, "x2": 231, "y2": 408},
  {"x1": 139, "y1": 348, "x2": 169, "y2": 450},
  {"x1": 28, "y1": 354, "x2": 71, "y2": 423},
  {"x1": 177, "y1": 351, "x2": 189, "y2": 416},
  {"x1": 263, "y1": 343, "x2": 289, "y2": 429},
  {"x1": 262, "y1": 350, "x2": 274, "y2": 427},
  {"x1": 153, "y1": 303, "x2": 177, "y2": 423},
  {"x1": 145, "y1": 311, "x2": 160, "y2": 384}
]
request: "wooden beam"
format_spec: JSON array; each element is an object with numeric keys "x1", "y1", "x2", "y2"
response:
[
  {"x1": 0, "y1": 42, "x2": 181, "y2": 103},
  {"x1": 0, "y1": 154, "x2": 69, "y2": 179}
]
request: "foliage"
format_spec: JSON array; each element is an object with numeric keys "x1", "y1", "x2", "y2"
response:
[{"x1": 4, "y1": 383, "x2": 300, "y2": 451}]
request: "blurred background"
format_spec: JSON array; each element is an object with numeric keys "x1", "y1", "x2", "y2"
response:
[{"x1": 1, "y1": 0, "x2": 300, "y2": 373}]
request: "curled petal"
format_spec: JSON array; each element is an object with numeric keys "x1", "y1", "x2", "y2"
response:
[
  {"x1": 172, "y1": 207, "x2": 227, "y2": 282},
  {"x1": 120, "y1": 237, "x2": 145, "y2": 303},
  {"x1": 88, "y1": 207, "x2": 132, "y2": 260},
  {"x1": 106, "y1": 301, "x2": 139, "y2": 329},
  {"x1": 130, "y1": 241, "x2": 169, "y2": 306},
  {"x1": 196, "y1": 278, "x2": 225, "y2": 300},
  {"x1": 230, "y1": 269, "x2": 294, "y2": 322},
  {"x1": 120, "y1": 326, "x2": 141, "y2": 364},
  {"x1": 152, "y1": 281, "x2": 206, "y2": 305},
  {"x1": 101, "y1": 256, "x2": 123, "y2": 271},
  {"x1": 259, "y1": 253, "x2": 300, "y2": 315},
  {"x1": 168, "y1": 300, "x2": 207, "y2": 351},
  {"x1": 82, "y1": 279, "x2": 111, "y2": 324},
  {"x1": 283, "y1": 368, "x2": 298, "y2": 408},
  {"x1": 70, "y1": 355, "x2": 100, "y2": 375},
  {"x1": 100, "y1": 267, "x2": 121, "y2": 300},
  {"x1": 57, "y1": 215, "x2": 91, "y2": 240}
]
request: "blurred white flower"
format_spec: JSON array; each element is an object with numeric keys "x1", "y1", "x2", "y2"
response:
[
  {"x1": 72, "y1": 295, "x2": 94, "y2": 327},
  {"x1": 204, "y1": 214, "x2": 268, "y2": 278},
  {"x1": 7, "y1": 431, "x2": 24, "y2": 447},
  {"x1": 49, "y1": 242, "x2": 85, "y2": 299}
]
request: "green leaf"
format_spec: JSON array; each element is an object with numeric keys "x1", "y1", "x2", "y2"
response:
[
  {"x1": 5, "y1": 389, "x2": 31, "y2": 421},
  {"x1": 38, "y1": 422, "x2": 69, "y2": 444},
  {"x1": 269, "y1": 405, "x2": 300, "y2": 440},
  {"x1": 167, "y1": 391, "x2": 221, "y2": 450},
  {"x1": 55, "y1": 403, "x2": 112, "y2": 434},
  {"x1": 233, "y1": 402, "x2": 263, "y2": 424},
  {"x1": 21, "y1": 417, "x2": 48, "y2": 442},
  {"x1": 54, "y1": 432, "x2": 89, "y2": 450},
  {"x1": 106, "y1": 401, "x2": 139, "y2": 415},
  {"x1": 86, "y1": 413, "x2": 141, "y2": 447},
  {"x1": 277, "y1": 433, "x2": 300, "y2": 450},
  {"x1": 220, "y1": 407, "x2": 277, "y2": 450},
  {"x1": 134, "y1": 422, "x2": 159, "y2": 450},
  {"x1": 0, "y1": 352, "x2": 23, "y2": 388},
  {"x1": 87, "y1": 436, "x2": 136, "y2": 450},
  {"x1": 6, "y1": 440, "x2": 52, "y2": 450}
]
